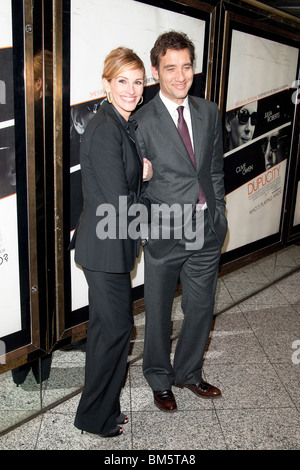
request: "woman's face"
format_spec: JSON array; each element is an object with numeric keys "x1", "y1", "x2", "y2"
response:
[
  {"x1": 103, "y1": 68, "x2": 144, "y2": 120},
  {"x1": 228, "y1": 101, "x2": 258, "y2": 150}
]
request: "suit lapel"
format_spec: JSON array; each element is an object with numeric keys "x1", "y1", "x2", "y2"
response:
[
  {"x1": 189, "y1": 96, "x2": 204, "y2": 171},
  {"x1": 154, "y1": 95, "x2": 195, "y2": 170},
  {"x1": 103, "y1": 101, "x2": 143, "y2": 190}
]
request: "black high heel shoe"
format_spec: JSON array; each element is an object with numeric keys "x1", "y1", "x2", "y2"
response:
[
  {"x1": 100, "y1": 426, "x2": 123, "y2": 438},
  {"x1": 116, "y1": 413, "x2": 129, "y2": 425},
  {"x1": 81, "y1": 426, "x2": 123, "y2": 438}
]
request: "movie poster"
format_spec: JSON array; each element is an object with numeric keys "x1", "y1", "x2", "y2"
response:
[
  {"x1": 0, "y1": 0, "x2": 22, "y2": 337},
  {"x1": 294, "y1": 181, "x2": 300, "y2": 227},
  {"x1": 223, "y1": 30, "x2": 299, "y2": 253},
  {"x1": 69, "y1": 0, "x2": 207, "y2": 311}
]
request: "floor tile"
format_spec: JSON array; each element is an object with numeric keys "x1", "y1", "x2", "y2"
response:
[
  {"x1": 131, "y1": 410, "x2": 226, "y2": 450},
  {"x1": 205, "y1": 308, "x2": 269, "y2": 365},
  {"x1": 238, "y1": 285, "x2": 290, "y2": 311},
  {"x1": 36, "y1": 412, "x2": 131, "y2": 450},
  {"x1": 243, "y1": 305, "x2": 300, "y2": 363},
  {"x1": 1, "y1": 244, "x2": 300, "y2": 450},
  {"x1": 273, "y1": 363, "x2": 300, "y2": 411},
  {"x1": 0, "y1": 416, "x2": 42, "y2": 450},
  {"x1": 218, "y1": 408, "x2": 300, "y2": 450},
  {"x1": 209, "y1": 363, "x2": 294, "y2": 410}
]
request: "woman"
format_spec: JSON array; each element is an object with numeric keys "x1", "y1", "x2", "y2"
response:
[{"x1": 74, "y1": 47, "x2": 152, "y2": 438}]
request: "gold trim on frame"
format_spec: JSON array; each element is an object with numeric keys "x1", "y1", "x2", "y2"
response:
[{"x1": 53, "y1": 0, "x2": 66, "y2": 339}]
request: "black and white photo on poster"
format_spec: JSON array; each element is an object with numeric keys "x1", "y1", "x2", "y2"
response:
[
  {"x1": 69, "y1": 0, "x2": 208, "y2": 312},
  {"x1": 0, "y1": 126, "x2": 16, "y2": 199},
  {"x1": 0, "y1": 47, "x2": 14, "y2": 123},
  {"x1": 0, "y1": 45, "x2": 16, "y2": 202},
  {"x1": 222, "y1": 29, "x2": 299, "y2": 253},
  {"x1": 224, "y1": 88, "x2": 294, "y2": 193}
]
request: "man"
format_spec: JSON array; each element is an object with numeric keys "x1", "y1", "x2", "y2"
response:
[{"x1": 135, "y1": 31, "x2": 227, "y2": 412}]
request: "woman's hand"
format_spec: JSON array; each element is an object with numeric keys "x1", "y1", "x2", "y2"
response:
[{"x1": 143, "y1": 158, "x2": 153, "y2": 181}]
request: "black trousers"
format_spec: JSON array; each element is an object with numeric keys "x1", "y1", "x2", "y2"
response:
[{"x1": 74, "y1": 269, "x2": 133, "y2": 434}]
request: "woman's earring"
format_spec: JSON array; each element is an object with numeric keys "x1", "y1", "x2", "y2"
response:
[
  {"x1": 107, "y1": 91, "x2": 112, "y2": 103},
  {"x1": 138, "y1": 96, "x2": 143, "y2": 105}
]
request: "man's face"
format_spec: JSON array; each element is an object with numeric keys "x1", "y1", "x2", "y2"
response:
[{"x1": 152, "y1": 48, "x2": 194, "y2": 105}]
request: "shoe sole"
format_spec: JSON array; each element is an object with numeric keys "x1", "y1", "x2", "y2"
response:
[{"x1": 154, "y1": 401, "x2": 178, "y2": 412}]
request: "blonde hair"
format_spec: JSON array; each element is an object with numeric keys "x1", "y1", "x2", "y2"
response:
[
  {"x1": 102, "y1": 47, "x2": 145, "y2": 82},
  {"x1": 33, "y1": 49, "x2": 53, "y2": 95}
]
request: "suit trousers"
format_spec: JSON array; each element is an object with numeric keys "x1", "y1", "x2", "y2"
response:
[
  {"x1": 143, "y1": 211, "x2": 221, "y2": 391},
  {"x1": 74, "y1": 269, "x2": 133, "y2": 434}
]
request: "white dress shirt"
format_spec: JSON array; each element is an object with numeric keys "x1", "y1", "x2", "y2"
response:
[
  {"x1": 159, "y1": 91, "x2": 206, "y2": 211},
  {"x1": 159, "y1": 91, "x2": 194, "y2": 150}
]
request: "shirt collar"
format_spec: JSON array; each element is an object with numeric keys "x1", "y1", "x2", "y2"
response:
[{"x1": 159, "y1": 90, "x2": 190, "y2": 116}]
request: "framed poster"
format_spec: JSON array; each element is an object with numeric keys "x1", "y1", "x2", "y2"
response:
[
  {"x1": 293, "y1": 173, "x2": 300, "y2": 227},
  {"x1": 286, "y1": 113, "x2": 300, "y2": 244},
  {"x1": 58, "y1": 0, "x2": 217, "y2": 337},
  {"x1": 219, "y1": 9, "x2": 300, "y2": 265},
  {"x1": 0, "y1": 0, "x2": 40, "y2": 365}
]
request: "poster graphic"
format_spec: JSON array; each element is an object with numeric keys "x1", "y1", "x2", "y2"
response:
[
  {"x1": 0, "y1": 0, "x2": 22, "y2": 337},
  {"x1": 69, "y1": 0, "x2": 207, "y2": 311},
  {"x1": 223, "y1": 30, "x2": 299, "y2": 253}
]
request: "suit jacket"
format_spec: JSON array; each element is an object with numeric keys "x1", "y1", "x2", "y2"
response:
[
  {"x1": 75, "y1": 100, "x2": 148, "y2": 272},
  {"x1": 135, "y1": 92, "x2": 227, "y2": 258}
]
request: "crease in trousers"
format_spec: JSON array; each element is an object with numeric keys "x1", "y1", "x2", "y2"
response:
[
  {"x1": 74, "y1": 269, "x2": 133, "y2": 435},
  {"x1": 143, "y1": 211, "x2": 221, "y2": 391}
]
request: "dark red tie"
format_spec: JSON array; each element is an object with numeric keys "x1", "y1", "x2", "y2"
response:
[{"x1": 177, "y1": 106, "x2": 205, "y2": 204}]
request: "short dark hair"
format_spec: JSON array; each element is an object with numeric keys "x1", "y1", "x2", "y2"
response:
[{"x1": 150, "y1": 31, "x2": 195, "y2": 69}]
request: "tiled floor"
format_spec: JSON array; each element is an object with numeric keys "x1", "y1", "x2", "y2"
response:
[{"x1": 0, "y1": 244, "x2": 300, "y2": 450}]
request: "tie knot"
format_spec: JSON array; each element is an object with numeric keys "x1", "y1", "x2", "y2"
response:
[{"x1": 177, "y1": 106, "x2": 184, "y2": 117}]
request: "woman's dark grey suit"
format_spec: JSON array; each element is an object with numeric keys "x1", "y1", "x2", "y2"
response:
[{"x1": 74, "y1": 100, "x2": 148, "y2": 434}]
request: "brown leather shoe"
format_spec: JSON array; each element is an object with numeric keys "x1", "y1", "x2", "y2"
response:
[
  {"x1": 153, "y1": 389, "x2": 177, "y2": 412},
  {"x1": 174, "y1": 380, "x2": 222, "y2": 399}
]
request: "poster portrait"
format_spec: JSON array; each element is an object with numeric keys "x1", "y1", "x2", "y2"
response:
[
  {"x1": 68, "y1": 0, "x2": 209, "y2": 314},
  {"x1": 0, "y1": 0, "x2": 22, "y2": 338},
  {"x1": 222, "y1": 29, "x2": 299, "y2": 254}
]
